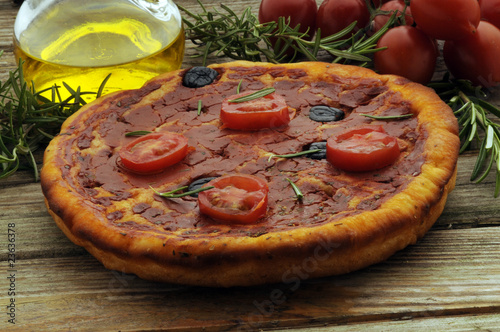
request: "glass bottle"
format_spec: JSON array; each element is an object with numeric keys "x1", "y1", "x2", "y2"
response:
[{"x1": 14, "y1": 0, "x2": 185, "y2": 102}]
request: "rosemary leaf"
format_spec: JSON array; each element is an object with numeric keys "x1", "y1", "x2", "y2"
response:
[
  {"x1": 268, "y1": 149, "x2": 322, "y2": 162},
  {"x1": 125, "y1": 131, "x2": 152, "y2": 137},
  {"x1": 286, "y1": 178, "x2": 303, "y2": 201},
  {"x1": 228, "y1": 87, "x2": 275, "y2": 103},
  {"x1": 486, "y1": 125, "x2": 495, "y2": 150},
  {"x1": 197, "y1": 100, "x2": 203, "y2": 115},
  {"x1": 468, "y1": 121, "x2": 477, "y2": 143},
  {"x1": 236, "y1": 79, "x2": 243, "y2": 94},
  {"x1": 152, "y1": 185, "x2": 214, "y2": 198},
  {"x1": 360, "y1": 113, "x2": 413, "y2": 120},
  {"x1": 97, "y1": 74, "x2": 112, "y2": 98}
]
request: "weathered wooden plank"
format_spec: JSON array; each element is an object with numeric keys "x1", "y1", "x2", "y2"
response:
[
  {"x1": 0, "y1": 181, "x2": 88, "y2": 260},
  {"x1": 0, "y1": 2, "x2": 18, "y2": 80},
  {"x1": 1, "y1": 227, "x2": 498, "y2": 331},
  {"x1": 435, "y1": 152, "x2": 500, "y2": 229},
  {"x1": 291, "y1": 314, "x2": 500, "y2": 332}
]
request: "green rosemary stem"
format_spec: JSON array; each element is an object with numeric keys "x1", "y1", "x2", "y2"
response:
[
  {"x1": 152, "y1": 185, "x2": 215, "y2": 198},
  {"x1": 228, "y1": 87, "x2": 275, "y2": 103},
  {"x1": 268, "y1": 149, "x2": 322, "y2": 162},
  {"x1": 179, "y1": 1, "x2": 396, "y2": 65},
  {"x1": 125, "y1": 131, "x2": 152, "y2": 137},
  {"x1": 286, "y1": 177, "x2": 304, "y2": 201},
  {"x1": 360, "y1": 113, "x2": 413, "y2": 120},
  {"x1": 444, "y1": 84, "x2": 500, "y2": 197},
  {"x1": 0, "y1": 55, "x2": 109, "y2": 181}
]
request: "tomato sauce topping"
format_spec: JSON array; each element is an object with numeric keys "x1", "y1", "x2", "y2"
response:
[{"x1": 54, "y1": 65, "x2": 424, "y2": 237}]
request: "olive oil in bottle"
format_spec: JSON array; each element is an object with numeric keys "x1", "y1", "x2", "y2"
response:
[{"x1": 14, "y1": 0, "x2": 185, "y2": 102}]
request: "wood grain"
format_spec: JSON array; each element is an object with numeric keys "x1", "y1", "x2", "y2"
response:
[
  {"x1": 1, "y1": 0, "x2": 500, "y2": 331},
  {"x1": 3, "y1": 227, "x2": 499, "y2": 331}
]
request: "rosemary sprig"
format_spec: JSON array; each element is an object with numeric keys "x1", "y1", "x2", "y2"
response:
[
  {"x1": 286, "y1": 177, "x2": 303, "y2": 201},
  {"x1": 268, "y1": 149, "x2": 322, "y2": 162},
  {"x1": 228, "y1": 87, "x2": 275, "y2": 103},
  {"x1": 0, "y1": 57, "x2": 105, "y2": 180},
  {"x1": 125, "y1": 130, "x2": 152, "y2": 137},
  {"x1": 178, "y1": 1, "x2": 396, "y2": 66},
  {"x1": 197, "y1": 100, "x2": 203, "y2": 115},
  {"x1": 429, "y1": 77, "x2": 500, "y2": 197},
  {"x1": 236, "y1": 79, "x2": 243, "y2": 94},
  {"x1": 151, "y1": 185, "x2": 214, "y2": 198},
  {"x1": 360, "y1": 113, "x2": 413, "y2": 120},
  {"x1": 0, "y1": 54, "x2": 109, "y2": 181}
]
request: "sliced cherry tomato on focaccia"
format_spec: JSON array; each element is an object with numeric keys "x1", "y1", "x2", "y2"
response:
[
  {"x1": 326, "y1": 125, "x2": 400, "y2": 172},
  {"x1": 198, "y1": 174, "x2": 269, "y2": 224},
  {"x1": 220, "y1": 90, "x2": 291, "y2": 130},
  {"x1": 119, "y1": 132, "x2": 189, "y2": 174}
]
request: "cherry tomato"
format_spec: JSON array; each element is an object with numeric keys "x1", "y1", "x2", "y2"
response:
[
  {"x1": 326, "y1": 125, "x2": 400, "y2": 172},
  {"x1": 220, "y1": 90, "x2": 291, "y2": 130},
  {"x1": 258, "y1": 0, "x2": 317, "y2": 37},
  {"x1": 119, "y1": 132, "x2": 189, "y2": 174},
  {"x1": 443, "y1": 21, "x2": 500, "y2": 87},
  {"x1": 198, "y1": 174, "x2": 269, "y2": 224},
  {"x1": 371, "y1": 0, "x2": 414, "y2": 34},
  {"x1": 371, "y1": 0, "x2": 390, "y2": 7},
  {"x1": 374, "y1": 25, "x2": 438, "y2": 84},
  {"x1": 316, "y1": 0, "x2": 370, "y2": 37},
  {"x1": 479, "y1": 0, "x2": 500, "y2": 30},
  {"x1": 411, "y1": 0, "x2": 481, "y2": 40}
]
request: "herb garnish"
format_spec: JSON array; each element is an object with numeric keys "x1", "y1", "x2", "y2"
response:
[
  {"x1": 0, "y1": 55, "x2": 109, "y2": 180},
  {"x1": 151, "y1": 185, "x2": 214, "y2": 198},
  {"x1": 360, "y1": 114, "x2": 413, "y2": 120},
  {"x1": 178, "y1": 1, "x2": 396, "y2": 65},
  {"x1": 124, "y1": 130, "x2": 152, "y2": 137},
  {"x1": 236, "y1": 79, "x2": 243, "y2": 94},
  {"x1": 286, "y1": 177, "x2": 303, "y2": 201},
  {"x1": 268, "y1": 149, "x2": 322, "y2": 162},
  {"x1": 228, "y1": 87, "x2": 276, "y2": 103},
  {"x1": 197, "y1": 100, "x2": 203, "y2": 115},
  {"x1": 429, "y1": 77, "x2": 500, "y2": 197}
]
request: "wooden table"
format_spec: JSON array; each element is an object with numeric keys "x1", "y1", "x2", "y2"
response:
[{"x1": 1, "y1": 0, "x2": 499, "y2": 330}]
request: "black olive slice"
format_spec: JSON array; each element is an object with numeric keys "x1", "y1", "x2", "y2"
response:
[
  {"x1": 305, "y1": 141, "x2": 327, "y2": 159},
  {"x1": 182, "y1": 67, "x2": 219, "y2": 88},
  {"x1": 188, "y1": 177, "x2": 218, "y2": 197},
  {"x1": 309, "y1": 106, "x2": 345, "y2": 122}
]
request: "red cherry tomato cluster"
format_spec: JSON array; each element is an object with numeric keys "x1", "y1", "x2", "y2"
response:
[
  {"x1": 258, "y1": 0, "x2": 318, "y2": 39},
  {"x1": 410, "y1": 0, "x2": 500, "y2": 88},
  {"x1": 258, "y1": 0, "x2": 500, "y2": 87}
]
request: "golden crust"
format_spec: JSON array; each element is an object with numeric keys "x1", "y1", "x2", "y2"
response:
[{"x1": 41, "y1": 61, "x2": 459, "y2": 287}]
